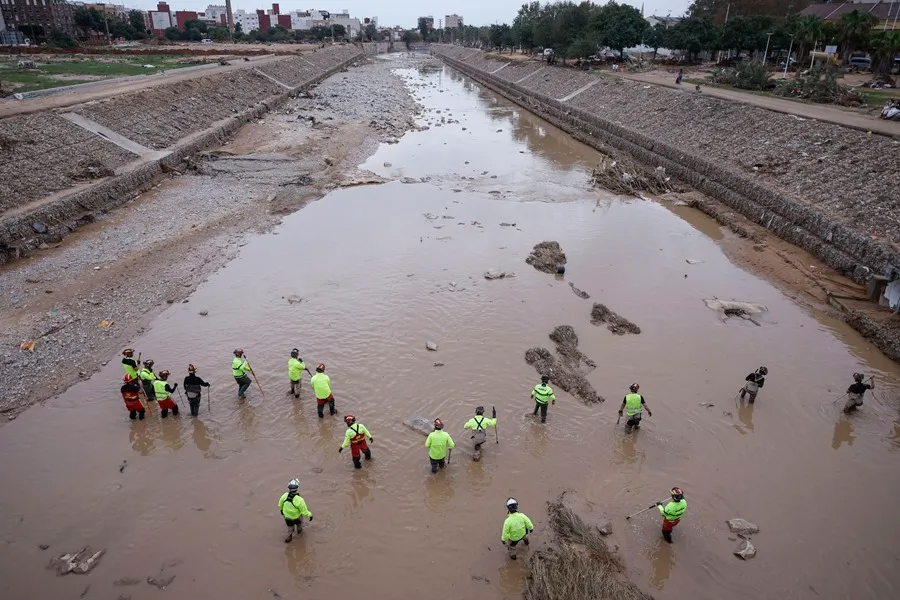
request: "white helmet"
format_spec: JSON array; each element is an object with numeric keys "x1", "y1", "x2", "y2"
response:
[
  {"x1": 506, "y1": 497, "x2": 518, "y2": 511},
  {"x1": 288, "y1": 479, "x2": 300, "y2": 491}
]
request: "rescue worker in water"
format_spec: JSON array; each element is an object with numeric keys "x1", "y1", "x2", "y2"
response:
[
  {"x1": 139, "y1": 359, "x2": 156, "y2": 402},
  {"x1": 425, "y1": 419, "x2": 455, "y2": 473},
  {"x1": 121, "y1": 374, "x2": 145, "y2": 420},
  {"x1": 153, "y1": 370, "x2": 179, "y2": 418},
  {"x1": 740, "y1": 366, "x2": 768, "y2": 403},
  {"x1": 531, "y1": 375, "x2": 556, "y2": 423},
  {"x1": 501, "y1": 497, "x2": 534, "y2": 560},
  {"x1": 310, "y1": 363, "x2": 336, "y2": 418},
  {"x1": 844, "y1": 372, "x2": 875, "y2": 413},
  {"x1": 183, "y1": 364, "x2": 210, "y2": 417},
  {"x1": 122, "y1": 348, "x2": 140, "y2": 380},
  {"x1": 339, "y1": 414, "x2": 373, "y2": 469},
  {"x1": 232, "y1": 348, "x2": 252, "y2": 400},
  {"x1": 464, "y1": 406, "x2": 497, "y2": 461},
  {"x1": 288, "y1": 348, "x2": 311, "y2": 398},
  {"x1": 278, "y1": 479, "x2": 313, "y2": 543},
  {"x1": 618, "y1": 383, "x2": 652, "y2": 431},
  {"x1": 658, "y1": 487, "x2": 687, "y2": 543}
]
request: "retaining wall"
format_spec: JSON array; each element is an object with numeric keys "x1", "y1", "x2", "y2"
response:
[
  {"x1": 434, "y1": 47, "x2": 900, "y2": 286},
  {"x1": 0, "y1": 45, "x2": 364, "y2": 256}
]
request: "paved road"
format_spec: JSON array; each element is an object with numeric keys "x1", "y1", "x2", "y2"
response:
[
  {"x1": 0, "y1": 54, "x2": 287, "y2": 119},
  {"x1": 616, "y1": 71, "x2": 900, "y2": 138}
]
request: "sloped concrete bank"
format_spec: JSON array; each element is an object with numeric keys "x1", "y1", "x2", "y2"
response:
[
  {"x1": 0, "y1": 45, "x2": 364, "y2": 261},
  {"x1": 434, "y1": 47, "x2": 900, "y2": 361}
]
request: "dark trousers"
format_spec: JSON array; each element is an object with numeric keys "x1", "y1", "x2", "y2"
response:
[
  {"x1": 290, "y1": 379, "x2": 301, "y2": 397},
  {"x1": 235, "y1": 375, "x2": 252, "y2": 398},
  {"x1": 142, "y1": 382, "x2": 156, "y2": 401},
  {"x1": 316, "y1": 397, "x2": 336, "y2": 418},
  {"x1": 533, "y1": 402, "x2": 548, "y2": 422},
  {"x1": 161, "y1": 405, "x2": 179, "y2": 418},
  {"x1": 129, "y1": 410, "x2": 146, "y2": 420},
  {"x1": 626, "y1": 413, "x2": 642, "y2": 429},
  {"x1": 430, "y1": 457, "x2": 446, "y2": 473},
  {"x1": 188, "y1": 396, "x2": 201, "y2": 417}
]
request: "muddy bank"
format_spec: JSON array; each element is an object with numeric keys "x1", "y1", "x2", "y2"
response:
[
  {"x1": 0, "y1": 46, "x2": 363, "y2": 261},
  {"x1": 0, "y1": 55, "x2": 421, "y2": 418},
  {"x1": 433, "y1": 47, "x2": 900, "y2": 362}
]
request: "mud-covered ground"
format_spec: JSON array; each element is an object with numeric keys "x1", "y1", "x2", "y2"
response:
[{"x1": 0, "y1": 55, "x2": 424, "y2": 419}]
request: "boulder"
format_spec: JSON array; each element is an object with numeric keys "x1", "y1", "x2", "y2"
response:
[
  {"x1": 425, "y1": 340, "x2": 438, "y2": 351},
  {"x1": 734, "y1": 539, "x2": 756, "y2": 560},
  {"x1": 484, "y1": 269, "x2": 514, "y2": 280},
  {"x1": 726, "y1": 518, "x2": 760, "y2": 538}
]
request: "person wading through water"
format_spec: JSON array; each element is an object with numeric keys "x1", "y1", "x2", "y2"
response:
[
  {"x1": 288, "y1": 348, "x2": 311, "y2": 398},
  {"x1": 232, "y1": 348, "x2": 252, "y2": 400},
  {"x1": 139, "y1": 359, "x2": 157, "y2": 403},
  {"x1": 464, "y1": 406, "x2": 497, "y2": 461},
  {"x1": 153, "y1": 370, "x2": 179, "y2": 418},
  {"x1": 183, "y1": 364, "x2": 210, "y2": 417},
  {"x1": 740, "y1": 366, "x2": 768, "y2": 403},
  {"x1": 618, "y1": 383, "x2": 652, "y2": 432},
  {"x1": 122, "y1": 348, "x2": 139, "y2": 380},
  {"x1": 121, "y1": 374, "x2": 145, "y2": 420},
  {"x1": 310, "y1": 363, "x2": 336, "y2": 418},
  {"x1": 658, "y1": 487, "x2": 687, "y2": 543},
  {"x1": 425, "y1": 419, "x2": 455, "y2": 473},
  {"x1": 530, "y1": 375, "x2": 556, "y2": 423},
  {"x1": 278, "y1": 479, "x2": 313, "y2": 543},
  {"x1": 339, "y1": 414, "x2": 373, "y2": 469},
  {"x1": 501, "y1": 497, "x2": 534, "y2": 560},
  {"x1": 844, "y1": 372, "x2": 875, "y2": 413}
]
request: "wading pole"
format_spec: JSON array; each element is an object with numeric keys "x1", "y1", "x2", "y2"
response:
[
  {"x1": 625, "y1": 499, "x2": 668, "y2": 520},
  {"x1": 207, "y1": 386, "x2": 211, "y2": 414},
  {"x1": 246, "y1": 357, "x2": 266, "y2": 400},
  {"x1": 176, "y1": 387, "x2": 187, "y2": 410},
  {"x1": 832, "y1": 377, "x2": 873, "y2": 405},
  {"x1": 447, "y1": 448, "x2": 452, "y2": 465},
  {"x1": 136, "y1": 352, "x2": 152, "y2": 415},
  {"x1": 493, "y1": 406, "x2": 499, "y2": 444}
]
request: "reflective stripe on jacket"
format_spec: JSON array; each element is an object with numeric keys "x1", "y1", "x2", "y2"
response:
[
  {"x1": 625, "y1": 393, "x2": 644, "y2": 416},
  {"x1": 532, "y1": 384, "x2": 555, "y2": 404},
  {"x1": 153, "y1": 379, "x2": 172, "y2": 400},
  {"x1": 658, "y1": 499, "x2": 687, "y2": 522}
]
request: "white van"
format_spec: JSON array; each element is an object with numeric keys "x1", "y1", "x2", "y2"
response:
[{"x1": 201, "y1": 38, "x2": 213, "y2": 44}]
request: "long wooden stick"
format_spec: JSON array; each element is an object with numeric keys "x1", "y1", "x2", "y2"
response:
[{"x1": 246, "y1": 358, "x2": 266, "y2": 400}]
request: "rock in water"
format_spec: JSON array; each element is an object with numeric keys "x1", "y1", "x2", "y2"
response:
[
  {"x1": 727, "y1": 518, "x2": 760, "y2": 538},
  {"x1": 734, "y1": 539, "x2": 757, "y2": 560},
  {"x1": 484, "y1": 269, "x2": 514, "y2": 280},
  {"x1": 425, "y1": 340, "x2": 438, "y2": 351}
]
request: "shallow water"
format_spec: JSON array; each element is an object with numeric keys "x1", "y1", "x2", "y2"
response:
[{"x1": 1, "y1": 58, "x2": 899, "y2": 600}]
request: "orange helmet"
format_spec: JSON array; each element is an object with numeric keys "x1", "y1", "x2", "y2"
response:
[
  {"x1": 671, "y1": 487, "x2": 684, "y2": 501},
  {"x1": 159, "y1": 370, "x2": 170, "y2": 379},
  {"x1": 188, "y1": 364, "x2": 197, "y2": 373},
  {"x1": 345, "y1": 414, "x2": 356, "y2": 426},
  {"x1": 123, "y1": 374, "x2": 134, "y2": 383},
  {"x1": 123, "y1": 348, "x2": 134, "y2": 356},
  {"x1": 629, "y1": 383, "x2": 640, "y2": 393},
  {"x1": 316, "y1": 363, "x2": 325, "y2": 372},
  {"x1": 434, "y1": 418, "x2": 444, "y2": 430},
  {"x1": 234, "y1": 348, "x2": 244, "y2": 356}
]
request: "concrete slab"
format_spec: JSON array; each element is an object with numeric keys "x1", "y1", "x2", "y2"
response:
[
  {"x1": 516, "y1": 67, "x2": 545, "y2": 84},
  {"x1": 60, "y1": 112, "x2": 160, "y2": 158},
  {"x1": 558, "y1": 79, "x2": 600, "y2": 102},
  {"x1": 490, "y1": 63, "x2": 509, "y2": 74},
  {"x1": 253, "y1": 68, "x2": 294, "y2": 90}
]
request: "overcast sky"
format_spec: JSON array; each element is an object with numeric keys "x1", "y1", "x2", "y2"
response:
[{"x1": 135, "y1": 1, "x2": 692, "y2": 28}]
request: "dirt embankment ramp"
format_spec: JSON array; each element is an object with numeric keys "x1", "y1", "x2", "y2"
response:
[
  {"x1": 0, "y1": 44, "x2": 364, "y2": 259},
  {"x1": 433, "y1": 46, "x2": 900, "y2": 361}
]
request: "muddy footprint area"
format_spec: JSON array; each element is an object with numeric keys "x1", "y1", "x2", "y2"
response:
[{"x1": 0, "y1": 56, "x2": 423, "y2": 420}]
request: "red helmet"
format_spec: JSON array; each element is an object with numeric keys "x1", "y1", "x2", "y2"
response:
[
  {"x1": 316, "y1": 363, "x2": 325, "y2": 372},
  {"x1": 123, "y1": 374, "x2": 134, "y2": 383},
  {"x1": 159, "y1": 370, "x2": 170, "y2": 379},
  {"x1": 345, "y1": 414, "x2": 356, "y2": 426},
  {"x1": 629, "y1": 383, "x2": 640, "y2": 393},
  {"x1": 671, "y1": 487, "x2": 684, "y2": 500},
  {"x1": 123, "y1": 348, "x2": 134, "y2": 356},
  {"x1": 188, "y1": 364, "x2": 197, "y2": 373},
  {"x1": 434, "y1": 418, "x2": 444, "y2": 430},
  {"x1": 234, "y1": 348, "x2": 244, "y2": 356}
]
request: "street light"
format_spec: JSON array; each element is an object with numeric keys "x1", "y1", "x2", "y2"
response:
[
  {"x1": 783, "y1": 35, "x2": 794, "y2": 79},
  {"x1": 762, "y1": 32, "x2": 773, "y2": 66}
]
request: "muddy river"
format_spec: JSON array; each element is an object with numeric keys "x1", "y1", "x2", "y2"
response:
[{"x1": 2, "y1": 58, "x2": 899, "y2": 600}]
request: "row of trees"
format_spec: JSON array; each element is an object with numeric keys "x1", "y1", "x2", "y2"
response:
[
  {"x1": 74, "y1": 7, "x2": 149, "y2": 41},
  {"x1": 436, "y1": 1, "x2": 898, "y2": 73}
]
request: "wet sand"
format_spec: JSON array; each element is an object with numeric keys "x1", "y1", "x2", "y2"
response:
[{"x1": 1, "y1": 58, "x2": 899, "y2": 600}]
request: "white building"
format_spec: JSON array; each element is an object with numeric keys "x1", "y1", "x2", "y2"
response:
[
  {"x1": 234, "y1": 9, "x2": 259, "y2": 32},
  {"x1": 445, "y1": 14, "x2": 462, "y2": 29}
]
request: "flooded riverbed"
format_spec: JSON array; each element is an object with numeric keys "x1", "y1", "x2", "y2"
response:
[{"x1": 1, "y1": 57, "x2": 899, "y2": 600}]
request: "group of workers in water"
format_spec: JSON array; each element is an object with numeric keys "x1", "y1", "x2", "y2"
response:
[{"x1": 118, "y1": 346, "x2": 878, "y2": 554}]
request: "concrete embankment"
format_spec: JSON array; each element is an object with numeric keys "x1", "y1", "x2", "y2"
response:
[
  {"x1": 434, "y1": 46, "x2": 900, "y2": 360},
  {"x1": 0, "y1": 44, "x2": 365, "y2": 259},
  {"x1": 433, "y1": 47, "x2": 900, "y2": 283}
]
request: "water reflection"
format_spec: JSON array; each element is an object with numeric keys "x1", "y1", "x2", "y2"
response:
[
  {"x1": 831, "y1": 416, "x2": 856, "y2": 450},
  {"x1": 525, "y1": 420, "x2": 551, "y2": 458},
  {"x1": 348, "y1": 468, "x2": 375, "y2": 511},
  {"x1": 465, "y1": 452, "x2": 493, "y2": 494},
  {"x1": 648, "y1": 539, "x2": 676, "y2": 590},
  {"x1": 613, "y1": 431, "x2": 647, "y2": 470},
  {"x1": 284, "y1": 533, "x2": 316, "y2": 585},
  {"x1": 733, "y1": 398, "x2": 755, "y2": 434},
  {"x1": 161, "y1": 417, "x2": 186, "y2": 452},
  {"x1": 129, "y1": 419, "x2": 156, "y2": 455},
  {"x1": 237, "y1": 401, "x2": 258, "y2": 443},
  {"x1": 496, "y1": 555, "x2": 527, "y2": 595},
  {"x1": 191, "y1": 418, "x2": 216, "y2": 457},
  {"x1": 423, "y1": 469, "x2": 454, "y2": 512}
]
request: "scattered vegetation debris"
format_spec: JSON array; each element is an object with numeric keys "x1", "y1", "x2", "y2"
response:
[
  {"x1": 569, "y1": 282, "x2": 590, "y2": 299},
  {"x1": 590, "y1": 303, "x2": 641, "y2": 335},
  {"x1": 526, "y1": 241, "x2": 566, "y2": 274},
  {"x1": 590, "y1": 155, "x2": 671, "y2": 196}
]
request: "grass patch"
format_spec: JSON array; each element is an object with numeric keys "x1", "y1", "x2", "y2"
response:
[{"x1": 0, "y1": 55, "x2": 199, "y2": 93}]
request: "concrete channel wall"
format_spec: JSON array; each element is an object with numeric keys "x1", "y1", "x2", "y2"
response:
[
  {"x1": 0, "y1": 44, "x2": 364, "y2": 257},
  {"x1": 433, "y1": 47, "x2": 900, "y2": 288}
]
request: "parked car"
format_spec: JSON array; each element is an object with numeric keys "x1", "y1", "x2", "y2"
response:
[{"x1": 847, "y1": 56, "x2": 871, "y2": 71}]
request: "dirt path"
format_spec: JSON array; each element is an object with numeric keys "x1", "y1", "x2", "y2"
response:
[{"x1": 616, "y1": 71, "x2": 900, "y2": 138}]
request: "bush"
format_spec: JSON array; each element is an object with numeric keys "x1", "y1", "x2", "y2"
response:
[
  {"x1": 773, "y1": 66, "x2": 865, "y2": 106},
  {"x1": 711, "y1": 60, "x2": 773, "y2": 91}
]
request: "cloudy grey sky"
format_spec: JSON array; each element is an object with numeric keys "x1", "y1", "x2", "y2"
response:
[{"x1": 136, "y1": 1, "x2": 692, "y2": 28}]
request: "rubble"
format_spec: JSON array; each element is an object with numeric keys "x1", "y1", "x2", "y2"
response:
[
  {"x1": 48, "y1": 548, "x2": 105, "y2": 575},
  {"x1": 590, "y1": 155, "x2": 671, "y2": 196},
  {"x1": 525, "y1": 325, "x2": 603, "y2": 404},
  {"x1": 590, "y1": 303, "x2": 641, "y2": 335},
  {"x1": 569, "y1": 282, "x2": 590, "y2": 299},
  {"x1": 526, "y1": 241, "x2": 566, "y2": 274},
  {"x1": 734, "y1": 539, "x2": 757, "y2": 560},
  {"x1": 727, "y1": 518, "x2": 760, "y2": 538}
]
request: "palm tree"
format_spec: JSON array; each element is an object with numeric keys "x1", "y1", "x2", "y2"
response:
[
  {"x1": 869, "y1": 30, "x2": 900, "y2": 75},
  {"x1": 839, "y1": 10, "x2": 879, "y2": 61},
  {"x1": 790, "y1": 15, "x2": 823, "y2": 71}
]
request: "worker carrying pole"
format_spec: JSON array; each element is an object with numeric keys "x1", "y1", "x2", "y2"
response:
[
  {"x1": 500, "y1": 497, "x2": 534, "y2": 560},
  {"x1": 278, "y1": 479, "x2": 313, "y2": 543},
  {"x1": 139, "y1": 359, "x2": 157, "y2": 401},
  {"x1": 183, "y1": 364, "x2": 210, "y2": 417},
  {"x1": 425, "y1": 419, "x2": 455, "y2": 473},
  {"x1": 618, "y1": 383, "x2": 652, "y2": 432},
  {"x1": 530, "y1": 374, "x2": 556, "y2": 423},
  {"x1": 121, "y1": 374, "x2": 145, "y2": 420},
  {"x1": 463, "y1": 406, "x2": 497, "y2": 461},
  {"x1": 739, "y1": 366, "x2": 768, "y2": 403},
  {"x1": 288, "y1": 349, "x2": 311, "y2": 399},
  {"x1": 153, "y1": 370, "x2": 179, "y2": 418},
  {"x1": 232, "y1": 349, "x2": 252, "y2": 400},
  {"x1": 658, "y1": 487, "x2": 687, "y2": 543},
  {"x1": 339, "y1": 414, "x2": 373, "y2": 469},
  {"x1": 844, "y1": 372, "x2": 875, "y2": 413}
]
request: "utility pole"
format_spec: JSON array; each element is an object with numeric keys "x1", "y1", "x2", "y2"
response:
[
  {"x1": 225, "y1": 0, "x2": 234, "y2": 40},
  {"x1": 103, "y1": 11, "x2": 111, "y2": 45},
  {"x1": 784, "y1": 35, "x2": 793, "y2": 79},
  {"x1": 763, "y1": 32, "x2": 773, "y2": 66}
]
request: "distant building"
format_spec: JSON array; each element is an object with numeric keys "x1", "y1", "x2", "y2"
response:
[
  {"x1": 645, "y1": 14, "x2": 682, "y2": 28},
  {"x1": 419, "y1": 15, "x2": 434, "y2": 30},
  {"x1": 148, "y1": 2, "x2": 174, "y2": 36},
  {"x1": 0, "y1": 0, "x2": 77, "y2": 38},
  {"x1": 84, "y1": 3, "x2": 127, "y2": 16},
  {"x1": 800, "y1": 1, "x2": 899, "y2": 29},
  {"x1": 234, "y1": 8, "x2": 259, "y2": 32},
  {"x1": 445, "y1": 14, "x2": 462, "y2": 29}
]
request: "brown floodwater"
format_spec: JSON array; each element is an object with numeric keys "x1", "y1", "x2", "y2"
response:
[{"x1": 2, "y1": 58, "x2": 900, "y2": 600}]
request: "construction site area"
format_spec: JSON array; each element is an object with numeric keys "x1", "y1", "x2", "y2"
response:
[{"x1": 0, "y1": 40, "x2": 899, "y2": 600}]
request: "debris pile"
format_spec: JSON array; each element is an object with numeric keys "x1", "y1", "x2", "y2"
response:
[
  {"x1": 525, "y1": 326, "x2": 603, "y2": 404},
  {"x1": 526, "y1": 241, "x2": 566, "y2": 274},
  {"x1": 589, "y1": 155, "x2": 671, "y2": 197},
  {"x1": 524, "y1": 494, "x2": 652, "y2": 600},
  {"x1": 569, "y1": 282, "x2": 590, "y2": 299},
  {"x1": 48, "y1": 548, "x2": 105, "y2": 575},
  {"x1": 590, "y1": 303, "x2": 641, "y2": 335}
]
